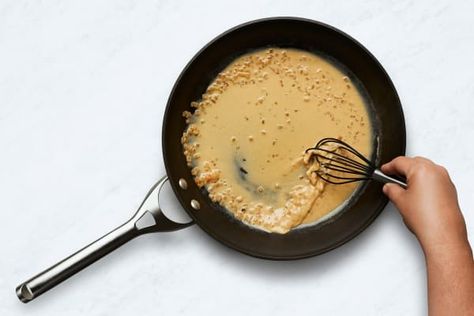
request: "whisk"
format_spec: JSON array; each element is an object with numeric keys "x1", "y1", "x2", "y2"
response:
[{"x1": 306, "y1": 138, "x2": 407, "y2": 189}]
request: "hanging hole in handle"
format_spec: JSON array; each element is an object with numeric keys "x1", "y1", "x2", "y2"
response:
[
  {"x1": 159, "y1": 180, "x2": 193, "y2": 224},
  {"x1": 135, "y1": 211, "x2": 157, "y2": 230}
]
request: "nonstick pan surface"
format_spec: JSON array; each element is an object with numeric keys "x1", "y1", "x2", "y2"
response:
[{"x1": 162, "y1": 17, "x2": 406, "y2": 259}]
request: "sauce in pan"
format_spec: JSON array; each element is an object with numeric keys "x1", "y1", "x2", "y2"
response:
[{"x1": 181, "y1": 48, "x2": 373, "y2": 233}]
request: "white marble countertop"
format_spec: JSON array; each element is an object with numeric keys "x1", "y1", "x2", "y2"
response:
[{"x1": 1, "y1": 1, "x2": 473, "y2": 315}]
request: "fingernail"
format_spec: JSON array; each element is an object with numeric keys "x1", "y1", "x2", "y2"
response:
[{"x1": 382, "y1": 183, "x2": 392, "y2": 194}]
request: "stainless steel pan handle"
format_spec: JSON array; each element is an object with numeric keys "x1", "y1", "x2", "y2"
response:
[{"x1": 16, "y1": 176, "x2": 193, "y2": 303}]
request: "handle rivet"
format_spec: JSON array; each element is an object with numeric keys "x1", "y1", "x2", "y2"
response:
[
  {"x1": 191, "y1": 199, "x2": 200, "y2": 210},
  {"x1": 178, "y1": 178, "x2": 188, "y2": 189}
]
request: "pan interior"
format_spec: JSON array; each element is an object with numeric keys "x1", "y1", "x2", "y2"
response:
[{"x1": 180, "y1": 47, "x2": 376, "y2": 234}]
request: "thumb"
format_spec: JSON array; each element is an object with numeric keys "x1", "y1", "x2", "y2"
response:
[{"x1": 383, "y1": 183, "x2": 406, "y2": 208}]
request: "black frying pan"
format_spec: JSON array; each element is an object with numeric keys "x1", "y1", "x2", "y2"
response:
[{"x1": 16, "y1": 17, "x2": 405, "y2": 303}]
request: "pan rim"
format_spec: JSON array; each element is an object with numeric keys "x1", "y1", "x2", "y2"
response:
[{"x1": 162, "y1": 16, "x2": 406, "y2": 260}]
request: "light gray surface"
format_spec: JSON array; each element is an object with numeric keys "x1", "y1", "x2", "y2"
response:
[{"x1": 1, "y1": 0, "x2": 473, "y2": 315}]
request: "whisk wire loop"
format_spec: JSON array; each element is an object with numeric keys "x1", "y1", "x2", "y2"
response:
[{"x1": 306, "y1": 138, "x2": 375, "y2": 185}]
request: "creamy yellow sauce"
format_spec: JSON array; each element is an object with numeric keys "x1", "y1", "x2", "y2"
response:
[{"x1": 181, "y1": 48, "x2": 372, "y2": 233}]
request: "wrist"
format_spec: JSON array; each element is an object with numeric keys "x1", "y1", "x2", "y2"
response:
[{"x1": 421, "y1": 236, "x2": 472, "y2": 261}]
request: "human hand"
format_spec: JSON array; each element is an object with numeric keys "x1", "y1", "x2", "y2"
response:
[
  {"x1": 381, "y1": 156, "x2": 469, "y2": 254},
  {"x1": 382, "y1": 157, "x2": 474, "y2": 315}
]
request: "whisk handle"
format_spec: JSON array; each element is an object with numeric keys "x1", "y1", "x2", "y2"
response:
[{"x1": 373, "y1": 169, "x2": 407, "y2": 189}]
